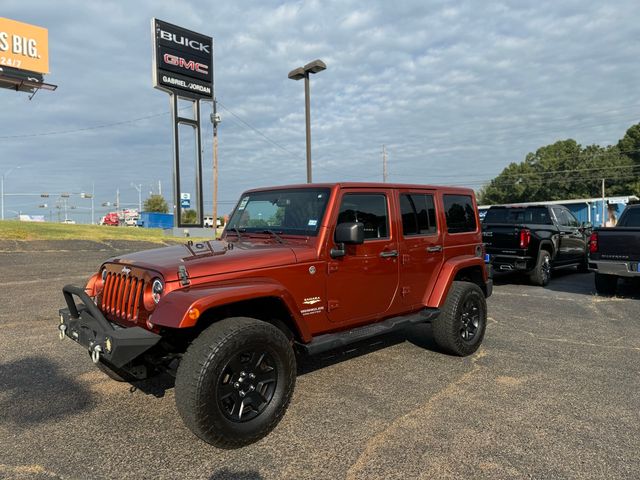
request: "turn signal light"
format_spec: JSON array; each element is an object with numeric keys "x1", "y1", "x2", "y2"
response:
[
  {"x1": 187, "y1": 307, "x2": 200, "y2": 321},
  {"x1": 589, "y1": 232, "x2": 598, "y2": 253},
  {"x1": 519, "y1": 229, "x2": 531, "y2": 249}
]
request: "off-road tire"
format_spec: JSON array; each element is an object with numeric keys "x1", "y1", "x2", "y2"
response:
[
  {"x1": 594, "y1": 273, "x2": 617, "y2": 296},
  {"x1": 95, "y1": 358, "x2": 136, "y2": 382},
  {"x1": 175, "y1": 317, "x2": 296, "y2": 448},
  {"x1": 432, "y1": 281, "x2": 487, "y2": 356},
  {"x1": 529, "y1": 250, "x2": 551, "y2": 286}
]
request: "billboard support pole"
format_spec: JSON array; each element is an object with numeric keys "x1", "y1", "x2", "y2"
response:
[{"x1": 152, "y1": 18, "x2": 213, "y2": 230}]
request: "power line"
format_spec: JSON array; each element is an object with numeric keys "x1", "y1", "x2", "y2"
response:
[{"x1": 216, "y1": 100, "x2": 302, "y2": 161}]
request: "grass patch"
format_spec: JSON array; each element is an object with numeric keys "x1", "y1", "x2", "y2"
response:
[{"x1": 0, "y1": 220, "x2": 215, "y2": 243}]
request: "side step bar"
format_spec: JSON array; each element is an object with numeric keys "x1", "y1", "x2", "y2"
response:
[{"x1": 298, "y1": 308, "x2": 440, "y2": 356}]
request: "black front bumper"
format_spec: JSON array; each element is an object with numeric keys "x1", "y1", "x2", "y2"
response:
[{"x1": 58, "y1": 285, "x2": 161, "y2": 368}]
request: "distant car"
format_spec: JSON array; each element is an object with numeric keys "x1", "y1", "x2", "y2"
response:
[
  {"x1": 203, "y1": 216, "x2": 222, "y2": 228},
  {"x1": 61, "y1": 219, "x2": 76, "y2": 224}
]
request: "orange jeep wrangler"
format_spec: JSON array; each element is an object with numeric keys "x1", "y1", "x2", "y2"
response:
[{"x1": 59, "y1": 183, "x2": 492, "y2": 447}]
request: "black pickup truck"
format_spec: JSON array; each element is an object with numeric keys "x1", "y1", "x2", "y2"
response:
[
  {"x1": 482, "y1": 205, "x2": 590, "y2": 286},
  {"x1": 588, "y1": 204, "x2": 640, "y2": 295}
]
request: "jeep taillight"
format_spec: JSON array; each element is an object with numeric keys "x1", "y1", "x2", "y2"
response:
[
  {"x1": 519, "y1": 229, "x2": 531, "y2": 249},
  {"x1": 589, "y1": 231, "x2": 598, "y2": 253}
]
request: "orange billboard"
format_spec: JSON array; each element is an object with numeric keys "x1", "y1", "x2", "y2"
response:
[{"x1": 0, "y1": 17, "x2": 49, "y2": 74}]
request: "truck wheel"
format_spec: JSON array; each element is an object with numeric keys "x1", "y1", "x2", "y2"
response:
[
  {"x1": 529, "y1": 250, "x2": 551, "y2": 286},
  {"x1": 594, "y1": 273, "x2": 617, "y2": 295},
  {"x1": 577, "y1": 256, "x2": 590, "y2": 273},
  {"x1": 432, "y1": 281, "x2": 487, "y2": 356},
  {"x1": 175, "y1": 317, "x2": 296, "y2": 448}
]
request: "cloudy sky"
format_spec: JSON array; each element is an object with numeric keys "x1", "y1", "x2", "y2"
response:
[{"x1": 2, "y1": 0, "x2": 639, "y2": 221}]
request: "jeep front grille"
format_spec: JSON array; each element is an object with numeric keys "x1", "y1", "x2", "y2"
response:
[{"x1": 101, "y1": 272, "x2": 145, "y2": 322}]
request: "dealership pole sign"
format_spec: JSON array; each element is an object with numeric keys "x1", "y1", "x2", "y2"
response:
[
  {"x1": 152, "y1": 18, "x2": 213, "y2": 100},
  {"x1": 152, "y1": 18, "x2": 214, "y2": 229},
  {"x1": 0, "y1": 17, "x2": 56, "y2": 96}
]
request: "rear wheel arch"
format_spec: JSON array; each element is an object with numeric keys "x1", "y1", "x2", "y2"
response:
[
  {"x1": 453, "y1": 266, "x2": 486, "y2": 296},
  {"x1": 539, "y1": 240, "x2": 555, "y2": 259}
]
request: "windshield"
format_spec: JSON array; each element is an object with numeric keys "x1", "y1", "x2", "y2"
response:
[
  {"x1": 484, "y1": 207, "x2": 553, "y2": 225},
  {"x1": 226, "y1": 188, "x2": 331, "y2": 236}
]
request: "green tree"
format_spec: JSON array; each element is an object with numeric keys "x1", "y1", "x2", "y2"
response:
[
  {"x1": 143, "y1": 194, "x2": 169, "y2": 213},
  {"x1": 182, "y1": 209, "x2": 197, "y2": 224},
  {"x1": 478, "y1": 128, "x2": 639, "y2": 205},
  {"x1": 617, "y1": 123, "x2": 640, "y2": 166}
]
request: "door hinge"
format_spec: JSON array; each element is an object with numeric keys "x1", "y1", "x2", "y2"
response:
[
  {"x1": 328, "y1": 300, "x2": 340, "y2": 311},
  {"x1": 402, "y1": 254, "x2": 410, "y2": 265}
]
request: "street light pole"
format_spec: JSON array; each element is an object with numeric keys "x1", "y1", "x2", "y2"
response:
[
  {"x1": 1, "y1": 174, "x2": 4, "y2": 221},
  {"x1": 1, "y1": 167, "x2": 21, "y2": 221},
  {"x1": 304, "y1": 74, "x2": 311, "y2": 183},
  {"x1": 288, "y1": 59, "x2": 327, "y2": 183}
]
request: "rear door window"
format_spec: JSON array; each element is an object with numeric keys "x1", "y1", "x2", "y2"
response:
[
  {"x1": 443, "y1": 194, "x2": 477, "y2": 233},
  {"x1": 400, "y1": 193, "x2": 437, "y2": 236}
]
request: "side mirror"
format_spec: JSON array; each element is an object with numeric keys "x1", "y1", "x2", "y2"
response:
[
  {"x1": 335, "y1": 222, "x2": 364, "y2": 244},
  {"x1": 331, "y1": 222, "x2": 364, "y2": 258},
  {"x1": 581, "y1": 222, "x2": 592, "y2": 229}
]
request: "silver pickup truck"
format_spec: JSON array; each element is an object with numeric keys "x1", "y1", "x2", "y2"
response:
[{"x1": 588, "y1": 204, "x2": 640, "y2": 295}]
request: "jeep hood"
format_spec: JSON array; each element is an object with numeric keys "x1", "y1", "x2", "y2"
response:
[{"x1": 104, "y1": 241, "x2": 299, "y2": 282}]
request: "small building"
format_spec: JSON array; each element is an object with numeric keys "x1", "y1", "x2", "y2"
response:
[
  {"x1": 479, "y1": 195, "x2": 639, "y2": 227},
  {"x1": 137, "y1": 212, "x2": 174, "y2": 229}
]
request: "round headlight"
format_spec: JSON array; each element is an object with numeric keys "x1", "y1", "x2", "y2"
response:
[
  {"x1": 152, "y1": 279, "x2": 164, "y2": 304},
  {"x1": 101, "y1": 269, "x2": 108, "y2": 282}
]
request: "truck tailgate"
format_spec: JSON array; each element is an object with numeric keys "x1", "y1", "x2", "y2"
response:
[
  {"x1": 482, "y1": 224, "x2": 525, "y2": 252},
  {"x1": 596, "y1": 228, "x2": 640, "y2": 261}
]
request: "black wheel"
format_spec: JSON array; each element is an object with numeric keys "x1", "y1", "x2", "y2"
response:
[
  {"x1": 432, "y1": 281, "x2": 487, "y2": 356},
  {"x1": 95, "y1": 358, "x2": 136, "y2": 382},
  {"x1": 529, "y1": 250, "x2": 551, "y2": 286},
  {"x1": 577, "y1": 255, "x2": 590, "y2": 273},
  {"x1": 594, "y1": 273, "x2": 617, "y2": 295},
  {"x1": 175, "y1": 317, "x2": 296, "y2": 448}
]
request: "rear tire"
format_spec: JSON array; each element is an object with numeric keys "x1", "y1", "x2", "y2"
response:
[
  {"x1": 529, "y1": 250, "x2": 551, "y2": 286},
  {"x1": 577, "y1": 255, "x2": 590, "y2": 273},
  {"x1": 175, "y1": 317, "x2": 296, "y2": 448},
  {"x1": 594, "y1": 273, "x2": 617, "y2": 295},
  {"x1": 432, "y1": 281, "x2": 487, "y2": 356}
]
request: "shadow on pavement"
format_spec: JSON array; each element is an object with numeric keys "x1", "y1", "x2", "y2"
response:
[
  {"x1": 0, "y1": 356, "x2": 95, "y2": 426},
  {"x1": 209, "y1": 469, "x2": 264, "y2": 480}
]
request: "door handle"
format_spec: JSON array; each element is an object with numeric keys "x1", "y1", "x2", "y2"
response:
[
  {"x1": 427, "y1": 245, "x2": 443, "y2": 252},
  {"x1": 380, "y1": 250, "x2": 399, "y2": 258}
]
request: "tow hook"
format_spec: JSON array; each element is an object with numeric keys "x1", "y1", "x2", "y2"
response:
[
  {"x1": 91, "y1": 345, "x2": 103, "y2": 364},
  {"x1": 58, "y1": 323, "x2": 67, "y2": 340}
]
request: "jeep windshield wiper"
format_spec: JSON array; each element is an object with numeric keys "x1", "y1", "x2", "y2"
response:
[
  {"x1": 261, "y1": 229, "x2": 285, "y2": 244},
  {"x1": 229, "y1": 226, "x2": 245, "y2": 240}
]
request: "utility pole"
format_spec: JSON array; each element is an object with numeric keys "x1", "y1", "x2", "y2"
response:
[
  {"x1": 211, "y1": 99, "x2": 221, "y2": 237},
  {"x1": 91, "y1": 182, "x2": 95, "y2": 224},
  {"x1": 132, "y1": 183, "x2": 142, "y2": 213},
  {"x1": 601, "y1": 178, "x2": 606, "y2": 227},
  {"x1": 382, "y1": 145, "x2": 388, "y2": 183},
  {"x1": 158, "y1": 180, "x2": 162, "y2": 196}
]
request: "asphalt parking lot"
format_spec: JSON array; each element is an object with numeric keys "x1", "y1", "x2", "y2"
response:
[{"x1": 1, "y1": 240, "x2": 638, "y2": 480}]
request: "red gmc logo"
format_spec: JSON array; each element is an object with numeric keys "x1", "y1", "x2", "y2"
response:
[{"x1": 163, "y1": 53, "x2": 209, "y2": 75}]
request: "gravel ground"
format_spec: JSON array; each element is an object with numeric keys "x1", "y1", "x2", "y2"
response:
[{"x1": 0, "y1": 241, "x2": 638, "y2": 480}]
